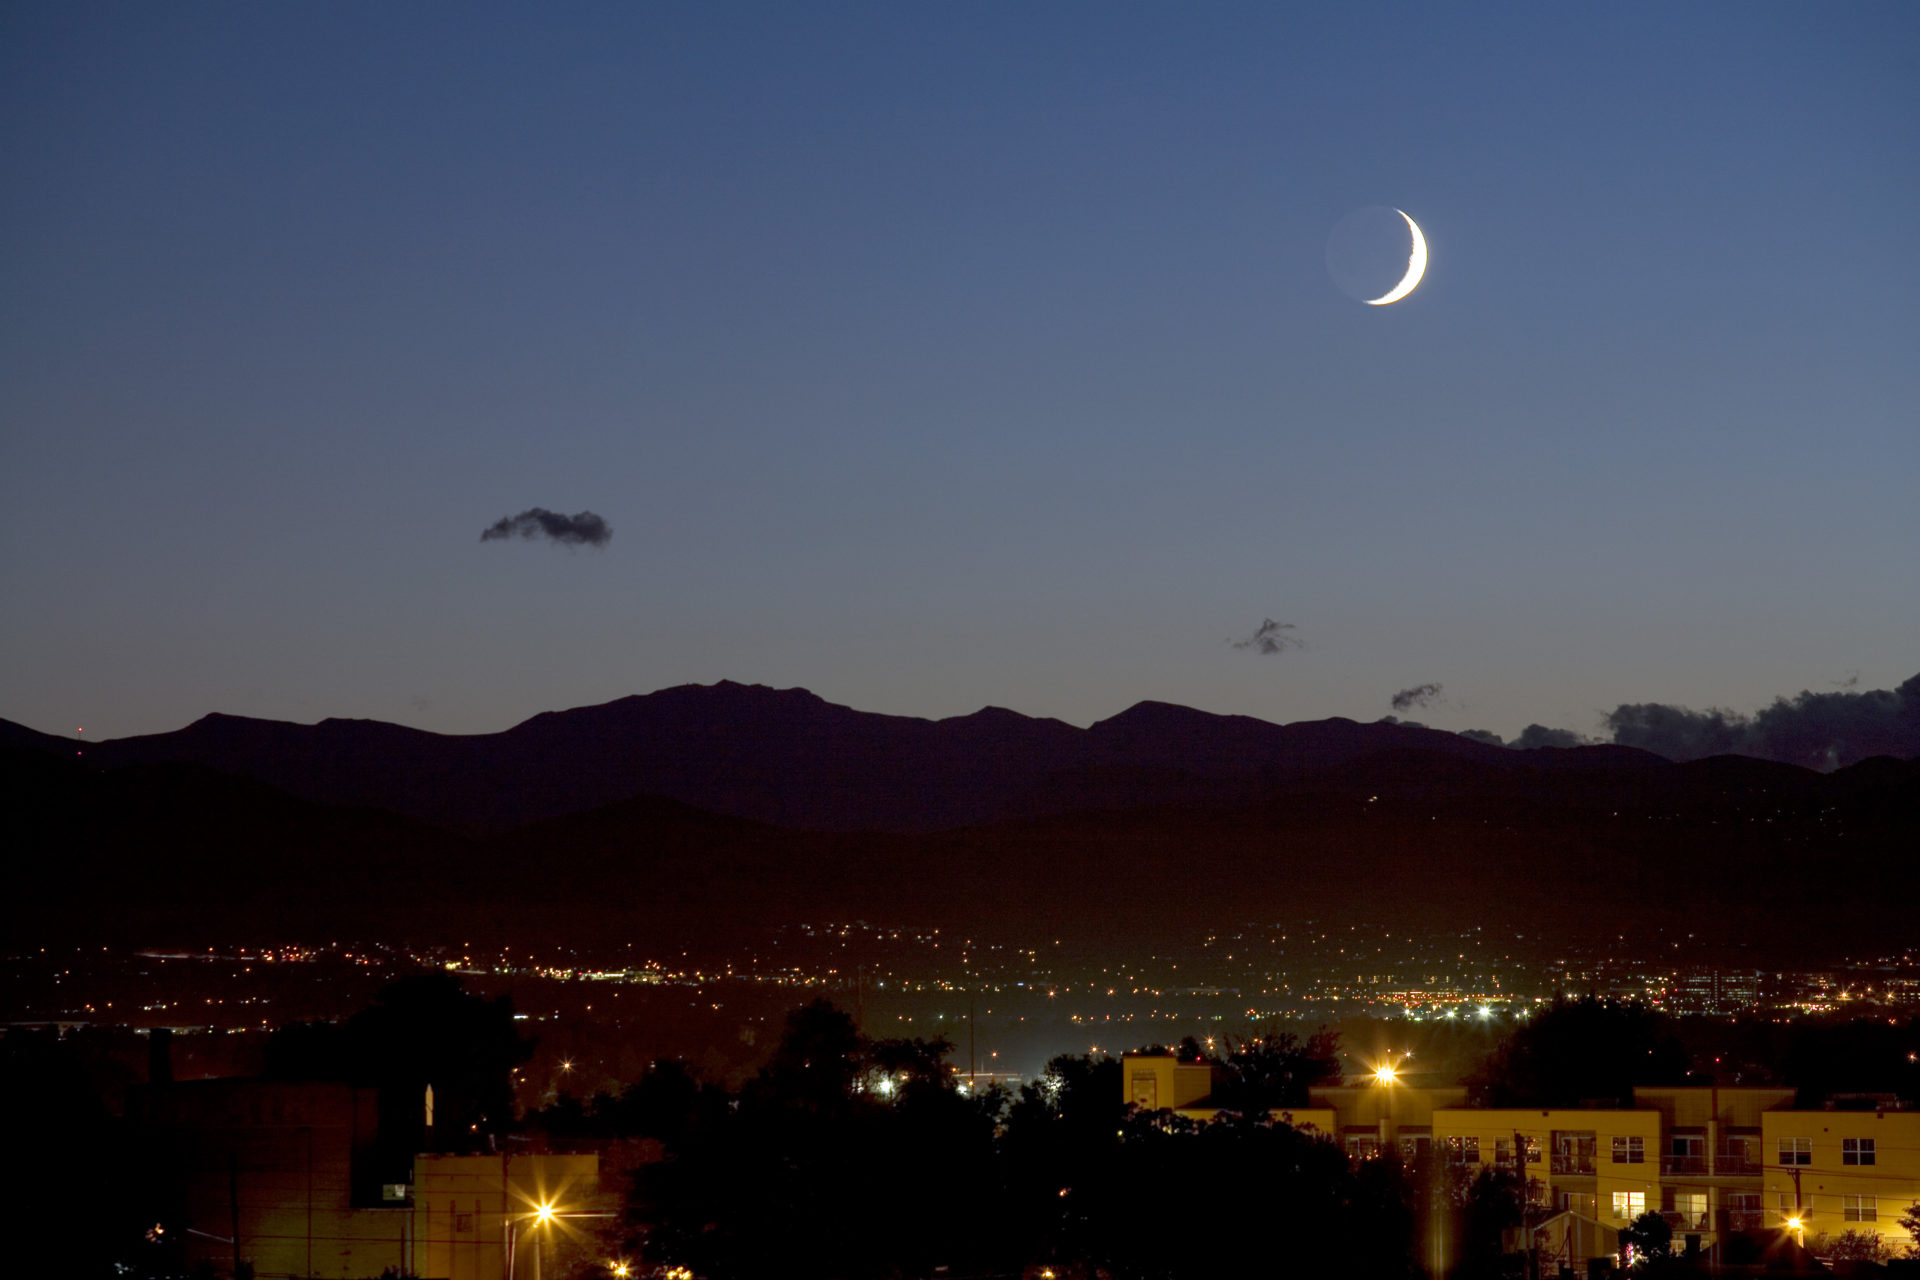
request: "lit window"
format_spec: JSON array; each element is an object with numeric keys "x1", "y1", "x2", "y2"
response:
[
  {"x1": 1777, "y1": 1136, "x2": 1811, "y2": 1166},
  {"x1": 1842, "y1": 1138, "x2": 1875, "y2": 1166},
  {"x1": 1612, "y1": 1191, "x2": 1646, "y2": 1220},
  {"x1": 1843, "y1": 1195, "x2": 1876, "y2": 1222},
  {"x1": 1445, "y1": 1135, "x2": 1480, "y2": 1165},
  {"x1": 1612, "y1": 1135, "x2": 1644, "y2": 1164}
]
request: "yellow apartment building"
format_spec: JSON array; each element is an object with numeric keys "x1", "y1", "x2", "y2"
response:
[
  {"x1": 1119, "y1": 1054, "x2": 1920, "y2": 1259},
  {"x1": 1762, "y1": 1106, "x2": 1920, "y2": 1255},
  {"x1": 132, "y1": 1076, "x2": 600, "y2": 1280},
  {"x1": 413, "y1": 1152, "x2": 606, "y2": 1280}
]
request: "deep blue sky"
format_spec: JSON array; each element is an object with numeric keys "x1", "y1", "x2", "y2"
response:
[{"x1": 4, "y1": 2, "x2": 1915, "y2": 740}]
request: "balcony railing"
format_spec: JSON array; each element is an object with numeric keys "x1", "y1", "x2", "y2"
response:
[
  {"x1": 1725, "y1": 1210, "x2": 1768, "y2": 1232},
  {"x1": 1658, "y1": 1152, "x2": 1761, "y2": 1176},
  {"x1": 1551, "y1": 1154, "x2": 1595, "y2": 1175},
  {"x1": 1661, "y1": 1211, "x2": 1711, "y2": 1232}
]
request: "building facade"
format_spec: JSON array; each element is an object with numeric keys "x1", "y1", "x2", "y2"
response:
[
  {"x1": 132, "y1": 1076, "x2": 599, "y2": 1279},
  {"x1": 1763, "y1": 1105, "x2": 1920, "y2": 1255},
  {"x1": 1120, "y1": 1055, "x2": 1919, "y2": 1260}
]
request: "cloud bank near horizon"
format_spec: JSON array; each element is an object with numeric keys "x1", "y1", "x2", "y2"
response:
[{"x1": 1463, "y1": 671, "x2": 1920, "y2": 770}]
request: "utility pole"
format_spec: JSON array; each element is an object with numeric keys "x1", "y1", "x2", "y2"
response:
[
  {"x1": 304, "y1": 1126, "x2": 314, "y2": 1279},
  {"x1": 229, "y1": 1153, "x2": 242, "y2": 1280},
  {"x1": 968, "y1": 997, "x2": 977, "y2": 1091}
]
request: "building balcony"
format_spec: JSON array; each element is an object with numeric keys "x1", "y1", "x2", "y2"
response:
[
  {"x1": 1550, "y1": 1155, "x2": 1595, "y2": 1176},
  {"x1": 1661, "y1": 1210, "x2": 1711, "y2": 1232},
  {"x1": 1724, "y1": 1210, "x2": 1768, "y2": 1232},
  {"x1": 1659, "y1": 1153, "x2": 1761, "y2": 1176}
]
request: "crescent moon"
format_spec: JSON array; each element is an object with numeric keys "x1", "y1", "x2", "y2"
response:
[{"x1": 1365, "y1": 210, "x2": 1428, "y2": 306}]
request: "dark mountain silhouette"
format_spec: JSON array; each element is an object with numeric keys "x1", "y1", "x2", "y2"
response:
[
  {"x1": 3, "y1": 682, "x2": 1646, "y2": 834},
  {"x1": 1, "y1": 748, "x2": 466, "y2": 943},
  {"x1": 8, "y1": 728, "x2": 1915, "y2": 960}
]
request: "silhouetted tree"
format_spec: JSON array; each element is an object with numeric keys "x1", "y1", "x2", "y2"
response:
[
  {"x1": 1819, "y1": 1230, "x2": 1894, "y2": 1263},
  {"x1": 3, "y1": 1028, "x2": 149, "y2": 1277},
  {"x1": 262, "y1": 973, "x2": 530, "y2": 1199},
  {"x1": 999, "y1": 1052, "x2": 1127, "y2": 1266},
  {"x1": 632, "y1": 1000, "x2": 1004, "y2": 1280},
  {"x1": 1453, "y1": 1165, "x2": 1529, "y2": 1279},
  {"x1": 1621, "y1": 1210, "x2": 1673, "y2": 1262},
  {"x1": 1470, "y1": 998, "x2": 1689, "y2": 1107},
  {"x1": 1213, "y1": 1030, "x2": 1342, "y2": 1110},
  {"x1": 1782, "y1": 1015, "x2": 1920, "y2": 1105}
]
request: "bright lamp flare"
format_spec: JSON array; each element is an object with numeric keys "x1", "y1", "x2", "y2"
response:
[{"x1": 1374, "y1": 1064, "x2": 1399, "y2": 1084}]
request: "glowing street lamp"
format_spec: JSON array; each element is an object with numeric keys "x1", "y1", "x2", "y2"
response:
[{"x1": 1371, "y1": 1058, "x2": 1402, "y2": 1153}]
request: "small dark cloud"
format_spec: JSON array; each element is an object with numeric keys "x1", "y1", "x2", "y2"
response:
[
  {"x1": 1231, "y1": 618, "x2": 1305, "y2": 655},
  {"x1": 480, "y1": 508, "x2": 612, "y2": 548},
  {"x1": 1605, "y1": 671, "x2": 1920, "y2": 771},
  {"x1": 1390, "y1": 682, "x2": 1443, "y2": 713},
  {"x1": 1457, "y1": 729, "x2": 1507, "y2": 747}
]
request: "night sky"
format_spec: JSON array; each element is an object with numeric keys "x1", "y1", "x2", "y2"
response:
[{"x1": 4, "y1": 2, "x2": 1915, "y2": 742}]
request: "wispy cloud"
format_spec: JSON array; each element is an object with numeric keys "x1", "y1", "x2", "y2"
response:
[
  {"x1": 1231, "y1": 618, "x2": 1305, "y2": 655},
  {"x1": 1390, "y1": 682, "x2": 1443, "y2": 713}
]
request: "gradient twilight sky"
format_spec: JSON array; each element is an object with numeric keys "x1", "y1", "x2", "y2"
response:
[{"x1": 3, "y1": 2, "x2": 1916, "y2": 742}]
